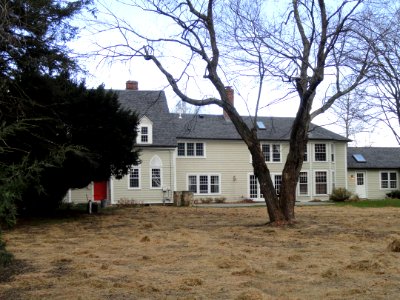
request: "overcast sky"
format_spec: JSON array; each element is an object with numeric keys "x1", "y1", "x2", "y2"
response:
[{"x1": 70, "y1": 1, "x2": 399, "y2": 147}]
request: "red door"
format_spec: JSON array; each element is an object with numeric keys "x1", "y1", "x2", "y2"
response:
[{"x1": 94, "y1": 181, "x2": 107, "y2": 201}]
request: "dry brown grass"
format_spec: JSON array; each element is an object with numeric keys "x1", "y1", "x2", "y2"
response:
[{"x1": 1, "y1": 205, "x2": 400, "y2": 299}]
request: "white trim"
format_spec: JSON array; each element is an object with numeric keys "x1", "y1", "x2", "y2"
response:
[
  {"x1": 261, "y1": 143, "x2": 282, "y2": 163},
  {"x1": 137, "y1": 116, "x2": 153, "y2": 145},
  {"x1": 314, "y1": 170, "x2": 329, "y2": 196},
  {"x1": 177, "y1": 141, "x2": 206, "y2": 158},
  {"x1": 297, "y1": 170, "x2": 310, "y2": 196},
  {"x1": 379, "y1": 170, "x2": 398, "y2": 190},
  {"x1": 110, "y1": 177, "x2": 115, "y2": 204},
  {"x1": 313, "y1": 143, "x2": 328, "y2": 162},
  {"x1": 186, "y1": 173, "x2": 221, "y2": 195},
  {"x1": 150, "y1": 167, "x2": 163, "y2": 189},
  {"x1": 331, "y1": 143, "x2": 336, "y2": 163},
  {"x1": 128, "y1": 165, "x2": 141, "y2": 190},
  {"x1": 355, "y1": 171, "x2": 367, "y2": 198}
]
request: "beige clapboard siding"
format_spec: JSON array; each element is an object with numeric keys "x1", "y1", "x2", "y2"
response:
[
  {"x1": 69, "y1": 183, "x2": 93, "y2": 204},
  {"x1": 348, "y1": 169, "x2": 398, "y2": 199},
  {"x1": 112, "y1": 148, "x2": 175, "y2": 204},
  {"x1": 176, "y1": 139, "x2": 348, "y2": 202},
  {"x1": 176, "y1": 140, "x2": 252, "y2": 201},
  {"x1": 334, "y1": 143, "x2": 348, "y2": 189}
]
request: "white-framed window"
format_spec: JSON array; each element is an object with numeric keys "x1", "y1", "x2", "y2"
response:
[
  {"x1": 274, "y1": 175, "x2": 282, "y2": 196},
  {"x1": 140, "y1": 126, "x2": 148, "y2": 143},
  {"x1": 303, "y1": 144, "x2": 308, "y2": 162},
  {"x1": 314, "y1": 144, "x2": 327, "y2": 162},
  {"x1": 187, "y1": 174, "x2": 220, "y2": 194},
  {"x1": 150, "y1": 155, "x2": 162, "y2": 189},
  {"x1": 298, "y1": 171, "x2": 308, "y2": 195},
  {"x1": 331, "y1": 144, "x2": 335, "y2": 162},
  {"x1": 177, "y1": 142, "x2": 205, "y2": 157},
  {"x1": 137, "y1": 116, "x2": 153, "y2": 144},
  {"x1": 249, "y1": 174, "x2": 259, "y2": 199},
  {"x1": 261, "y1": 144, "x2": 281, "y2": 162},
  {"x1": 315, "y1": 171, "x2": 328, "y2": 195},
  {"x1": 380, "y1": 171, "x2": 397, "y2": 189},
  {"x1": 249, "y1": 174, "x2": 281, "y2": 199},
  {"x1": 151, "y1": 168, "x2": 161, "y2": 188},
  {"x1": 128, "y1": 166, "x2": 141, "y2": 189}
]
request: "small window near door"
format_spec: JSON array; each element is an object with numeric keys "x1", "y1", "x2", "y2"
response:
[{"x1": 356, "y1": 173, "x2": 364, "y2": 185}]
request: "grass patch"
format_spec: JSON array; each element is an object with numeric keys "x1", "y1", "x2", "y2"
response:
[{"x1": 335, "y1": 198, "x2": 400, "y2": 208}]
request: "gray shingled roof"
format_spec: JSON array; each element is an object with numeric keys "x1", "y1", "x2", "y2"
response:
[
  {"x1": 116, "y1": 90, "x2": 177, "y2": 147},
  {"x1": 115, "y1": 89, "x2": 349, "y2": 146},
  {"x1": 172, "y1": 113, "x2": 348, "y2": 141},
  {"x1": 348, "y1": 147, "x2": 400, "y2": 169}
]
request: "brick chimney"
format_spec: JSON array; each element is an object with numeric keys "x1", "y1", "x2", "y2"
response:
[
  {"x1": 126, "y1": 80, "x2": 138, "y2": 90},
  {"x1": 223, "y1": 86, "x2": 234, "y2": 120}
]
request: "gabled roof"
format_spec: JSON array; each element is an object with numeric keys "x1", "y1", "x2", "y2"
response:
[
  {"x1": 115, "y1": 89, "x2": 348, "y2": 146},
  {"x1": 116, "y1": 90, "x2": 177, "y2": 147},
  {"x1": 348, "y1": 147, "x2": 400, "y2": 169}
]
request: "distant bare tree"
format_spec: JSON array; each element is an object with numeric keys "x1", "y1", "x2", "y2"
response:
[
  {"x1": 92, "y1": 0, "x2": 373, "y2": 224},
  {"x1": 364, "y1": 5, "x2": 400, "y2": 144}
]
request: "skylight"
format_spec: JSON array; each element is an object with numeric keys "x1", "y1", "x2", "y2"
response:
[
  {"x1": 352, "y1": 154, "x2": 366, "y2": 163},
  {"x1": 257, "y1": 121, "x2": 266, "y2": 130}
]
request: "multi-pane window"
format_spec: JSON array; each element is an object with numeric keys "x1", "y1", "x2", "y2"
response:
[
  {"x1": 196, "y1": 143, "x2": 204, "y2": 156},
  {"x1": 261, "y1": 144, "x2": 281, "y2": 162},
  {"x1": 314, "y1": 144, "x2": 327, "y2": 161},
  {"x1": 303, "y1": 144, "x2": 308, "y2": 162},
  {"x1": 188, "y1": 175, "x2": 197, "y2": 193},
  {"x1": 140, "y1": 126, "x2": 148, "y2": 143},
  {"x1": 178, "y1": 143, "x2": 185, "y2": 156},
  {"x1": 129, "y1": 167, "x2": 140, "y2": 189},
  {"x1": 210, "y1": 175, "x2": 220, "y2": 193},
  {"x1": 331, "y1": 144, "x2": 335, "y2": 162},
  {"x1": 188, "y1": 174, "x2": 220, "y2": 194},
  {"x1": 177, "y1": 142, "x2": 205, "y2": 157},
  {"x1": 299, "y1": 172, "x2": 308, "y2": 195},
  {"x1": 249, "y1": 174, "x2": 281, "y2": 199},
  {"x1": 357, "y1": 173, "x2": 364, "y2": 186},
  {"x1": 381, "y1": 172, "x2": 397, "y2": 189},
  {"x1": 249, "y1": 175, "x2": 258, "y2": 198},
  {"x1": 315, "y1": 171, "x2": 328, "y2": 194},
  {"x1": 151, "y1": 168, "x2": 161, "y2": 188},
  {"x1": 274, "y1": 175, "x2": 282, "y2": 196}
]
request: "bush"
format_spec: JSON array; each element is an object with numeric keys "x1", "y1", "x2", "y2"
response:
[
  {"x1": 330, "y1": 187, "x2": 352, "y2": 202},
  {"x1": 386, "y1": 190, "x2": 400, "y2": 199},
  {"x1": 0, "y1": 234, "x2": 13, "y2": 268}
]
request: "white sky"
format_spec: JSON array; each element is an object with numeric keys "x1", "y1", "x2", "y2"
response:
[{"x1": 70, "y1": 0, "x2": 399, "y2": 148}]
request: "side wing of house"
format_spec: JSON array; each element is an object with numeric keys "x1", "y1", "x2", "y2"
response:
[{"x1": 347, "y1": 147, "x2": 400, "y2": 199}]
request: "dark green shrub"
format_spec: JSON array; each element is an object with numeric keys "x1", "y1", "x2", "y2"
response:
[
  {"x1": 330, "y1": 187, "x2": 352, "y2": 202},
  {"x1": 386, "y1": 190, "x2": 400, "y2": 199},
  {"x1": 0, "y1": 234, "x2": 13, "y2": 268}
]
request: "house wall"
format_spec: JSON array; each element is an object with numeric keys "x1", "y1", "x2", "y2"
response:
[
  {"x1": 69, "y1": 183, "x2": 93, "y2": 204},
  {"x1": 175, "y1": 139, "x2": 348, "y2": 202},
  {"x1": 112, "y1": 148, "x2": 175, "y2": 204},
  {"x1": 348, "y1": 169, "x2": 399, "y2": 199}
]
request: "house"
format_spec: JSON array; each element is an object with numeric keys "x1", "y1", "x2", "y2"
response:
[
  {"x1": 347, "y1": 147, "x2": 400, "y2": 199},
  {"x1": 67, "y1": 81, "x2": 397, "y2": 204}
]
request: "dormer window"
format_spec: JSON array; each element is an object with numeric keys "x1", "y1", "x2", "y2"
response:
[
  {"x1": 137, "y1": 116, "x2": 153, "y2": 144},
  {"x1": 141, "y1": 126, "x2": 148, "y2": 143}
]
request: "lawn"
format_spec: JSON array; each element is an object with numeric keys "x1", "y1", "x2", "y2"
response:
[
  {"x1": 335, "y1": 198, "x2": 400, "y2": 208},
  {"x1": 1, "y1": 205, "x2": 400, "y2": 299}
]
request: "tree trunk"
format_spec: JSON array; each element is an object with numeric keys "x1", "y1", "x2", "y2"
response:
[
  {"x1": 247, "y1": 137, "x2": 286, "y2": 224},
  {"x1": 279, "y1": 91, "x2": 314, "y2": 222}
]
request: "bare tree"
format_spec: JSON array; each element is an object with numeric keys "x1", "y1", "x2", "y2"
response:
[
  {"x1": 92, "y1": 0, "x2": 372, "y2": 224},
  {"x1": 329, "y1": 89, "x2": 376, "y2": 142},
  {"x1": 364, "y1": 5, "x2": 400, "y2": 144}
]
